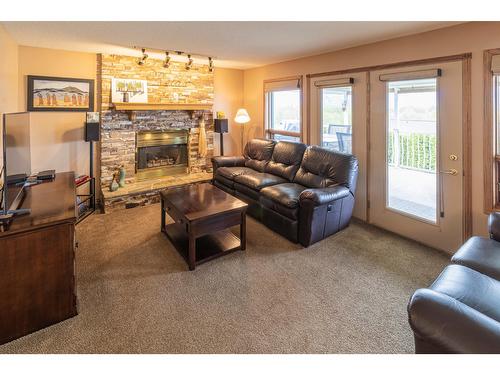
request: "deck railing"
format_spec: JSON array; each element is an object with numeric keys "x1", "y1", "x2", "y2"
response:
[{"x1": 388, "y1": 130, "x2": 436, "y2": 172}]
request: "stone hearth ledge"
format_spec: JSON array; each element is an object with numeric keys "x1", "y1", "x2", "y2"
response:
[{"x1": 102, "y1": 171, "x2": 213, "y2": 213}]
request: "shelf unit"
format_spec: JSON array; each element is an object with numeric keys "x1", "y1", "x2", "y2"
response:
[{"x1": 76, "y1": 176, "x2": 95, "y2": 223}]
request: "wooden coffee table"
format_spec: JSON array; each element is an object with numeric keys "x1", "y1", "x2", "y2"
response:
[{"x1": 160, "y1": 183, "x2": 248, "y2": 270}]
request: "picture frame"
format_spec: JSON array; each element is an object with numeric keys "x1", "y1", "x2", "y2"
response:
[
  {"x1": 111, "y1": 78, "x2": 148, "y2": 104},
  {"x1": 27, "y1": 75, "x2": 95, "y2": 112}
]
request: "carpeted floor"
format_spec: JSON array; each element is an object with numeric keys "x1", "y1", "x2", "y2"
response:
[{"x1": 0, "y1": 204, "x2": 448, "y2": 354}]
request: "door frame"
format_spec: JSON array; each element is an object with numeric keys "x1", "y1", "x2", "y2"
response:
[{"x1": 306, "y1": 52, "x2": 472, "y2": 241}]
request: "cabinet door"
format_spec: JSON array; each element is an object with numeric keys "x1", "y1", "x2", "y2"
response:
[{"x1": 0, "y1": 223, "x2": 77, "y2": 344}]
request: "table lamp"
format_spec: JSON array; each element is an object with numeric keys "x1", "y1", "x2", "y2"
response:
[{"x1": 234, "y1": 108, "x2": 250, "y2": 153}]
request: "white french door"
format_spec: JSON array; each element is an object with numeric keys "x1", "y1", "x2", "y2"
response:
[
  {"x1": 310, "y1": 72, "x2": 368, "y2": 220},
  {"x1": 369, "y1": 61, "x2": 463, "y2": 252}
]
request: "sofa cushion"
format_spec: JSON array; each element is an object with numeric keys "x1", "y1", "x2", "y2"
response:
[
  {"x1": 260, "y1": 183, "x2": 307, "y2": 209},
  {"x1": 451, "y1": 236, "x2": 500, "y2": 281},
  {"x1": 216, "y1": 166, "x2": 256, "y2": 181},
  {"x1": 243, "y1": 138, "x2": 276, "y2": 172},
  {"x1": 265, "y1": 141, "x2": 307, "y2": 181},
  {"x1": 430, "y1": 264, "x2": 500, "y2": 322},
  {"x1": 294, "y1": 146, "x2": 358, "y2": 193},
  {"x1": 234, "y1": 172, "x2": 286, "y2": 191}
]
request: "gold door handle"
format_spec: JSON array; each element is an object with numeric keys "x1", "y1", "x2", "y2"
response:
[{"x1": 440, "y1": 168, "x2": 458, "y2": 176}]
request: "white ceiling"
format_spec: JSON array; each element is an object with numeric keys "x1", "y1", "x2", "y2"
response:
[{"x1": 2, "y1": 21, "x2": 462, "y2": 69}]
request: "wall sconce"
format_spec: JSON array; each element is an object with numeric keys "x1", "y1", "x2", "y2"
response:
[
  {"x1": 208, "y1": 57, "x2": 214, "y2": 72},
  {"x1": 163, "y1": 51, "x2": 171, "y2": 68},
  {"x1": 185, "y1": 54, "x2": 193, "y2": 70},
  {"x1": 137, "y1": 48, "x2": 148, "y2": 66}
]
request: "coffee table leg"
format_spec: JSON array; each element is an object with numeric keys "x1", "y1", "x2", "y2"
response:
[
  {"x1": 160, "y1": 199, "x2": 165, "y2": 232},
  {"x1": 188, "y1": 231, "x2": 196, "y2": 271},
  {"x1": 240, "y1": 210, "x2": 246, "y2": 251}
]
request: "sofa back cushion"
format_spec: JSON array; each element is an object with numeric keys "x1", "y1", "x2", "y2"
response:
[
  {"x1": 243, "y1": 138, "x2": 276, "y2": 172},
  {"x1": 294, "y1": 146, "x2": 358, "y2": 193},
  {"x1": 265, "y1": 141, "x2": 307, "y2": 181}
]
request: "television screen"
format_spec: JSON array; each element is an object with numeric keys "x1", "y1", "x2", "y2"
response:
[{"x1": 1, "y1": 112, "x2": 31, "y2": 215}]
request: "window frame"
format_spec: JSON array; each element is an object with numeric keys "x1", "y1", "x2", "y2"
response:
[
  {"x1": 484, "y1": 49, "x2": 500, "y2": 213},
  {"x1": 263, "y1": 76, "x2": 303, "y2": 142}
]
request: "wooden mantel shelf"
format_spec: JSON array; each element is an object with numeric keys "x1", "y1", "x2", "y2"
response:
[{"x1": 112, "y1": 103, "x2": 213, "y2": 111}]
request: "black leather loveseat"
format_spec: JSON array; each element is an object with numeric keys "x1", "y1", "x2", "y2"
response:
[
  {"x1": 407, "y1": 213, "x2": 500, "y2": 353},
  {"x1": 211, "y1": 138, "x2": 359, "y2": 247}
]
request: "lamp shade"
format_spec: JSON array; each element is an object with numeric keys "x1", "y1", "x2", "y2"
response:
[{"x1": 234, "y1": 108, "x2": 250, "y2": 124}]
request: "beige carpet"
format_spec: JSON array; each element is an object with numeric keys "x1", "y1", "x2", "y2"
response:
[{"x1": 0, "y1": 204, "x2": 448, "y2": 354}]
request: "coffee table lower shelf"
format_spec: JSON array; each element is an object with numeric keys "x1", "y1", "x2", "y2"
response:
[{"x1": 163, "y1": 222, "x2": 242, "y2": 267}]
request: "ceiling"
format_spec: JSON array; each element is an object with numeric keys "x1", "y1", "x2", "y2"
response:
[{"x1": 2, "y1": 21, "x2": 462, "y2": 69}]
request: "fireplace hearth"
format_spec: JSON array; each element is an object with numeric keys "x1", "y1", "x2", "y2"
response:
[{"x1": 136, "y1": 130, "x2": 188, "y2": 180}]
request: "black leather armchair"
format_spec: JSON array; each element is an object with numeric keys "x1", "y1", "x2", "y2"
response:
[
  {"x1": 212, "y1": 139, "x2": 358, "y2": 246},
  {"x1": 408, "y1": 213, "x2": 500, "y2": 353}
]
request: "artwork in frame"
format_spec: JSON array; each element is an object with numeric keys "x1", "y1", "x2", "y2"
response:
[
  {"x1": 111, "y1": 78, "x2": 148, "y2": 104},
  {"x1": 27, "y1": 75, "x2": 94, "y2": 112}
]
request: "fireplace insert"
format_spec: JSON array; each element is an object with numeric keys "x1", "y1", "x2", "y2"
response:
[{"x1": 136, "y1": 130, "x2": 188, "y2": 180}]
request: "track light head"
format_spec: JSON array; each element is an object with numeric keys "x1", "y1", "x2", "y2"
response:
[
  {"x1": 185, "y1": 54, "x2": 193, "y2": 70},
  {"x1": 163, "y1": 51, "x2": 171, "y2": 68},
  {"x1": 137, "y1": 48, "x2": 148, "y2": 66},
  {"x1": 208, "y1": 57, "x2": 214, "y2": 72}
]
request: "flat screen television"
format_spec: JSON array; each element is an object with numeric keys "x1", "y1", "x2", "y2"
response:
[{"x1": 0, "y1": 112, "x2": 31, "y2": 219}]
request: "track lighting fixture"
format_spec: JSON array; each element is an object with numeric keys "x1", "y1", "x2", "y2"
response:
[
  {"x1": 208, "y1": 57, "x2": 214, "y2": 72},
  {"x1": 163, "y1": 52, "x2": 171, "y2": 68},
  {"x1": 137, "y1": 48, "x2": 148, "y2": 66},
  {"x1": 185, "y1": 54, "x2": 193, "y2": 70}
]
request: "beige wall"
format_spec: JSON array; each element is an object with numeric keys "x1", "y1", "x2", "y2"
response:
[
  {"x1": 243, "y1": 21, "x2": 500, "y2": 236},
  {"x1": 214, "y1": 68, "x2": 244, "y2": 155},
  {"x1": 18, "y1": 46, "x2": 97, "y2": 177},
  {"x1": 0, "y1": 25, "x2": 19, "y2": 177},
  {"x1": 14, "y1": 46, "x2": 244, "y2": 182}
]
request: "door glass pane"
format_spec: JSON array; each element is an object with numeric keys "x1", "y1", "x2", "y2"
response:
[
  {"x1": 387, "y1": 78, "x2": 437, "y2": 223},
  {"x1": 269, "y1": 90, "x2": 300, "y2": 133},
  {"x1": 495, "y1": 75, "x2": 500, "y2": 154},
  {"x1": 321, "y1": 86, "x2": 352, "y2": 153}
]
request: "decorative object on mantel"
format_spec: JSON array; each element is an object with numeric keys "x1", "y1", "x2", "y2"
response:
[
  {"x1": 109, "y1": 171, "x2": 119, "y2": 192},
  {"x1": 214, "y1": 117, "x2": 228, "y2": 156},
  {"x1": 27, "y1": 75, "x2": 94, "y2": 112},
  {"x1": 198, "y1": 117, "x2": 208, "y2": 157},
  {"x1": 234, "y1": 108, "x2": 251, "y2": 153},
  {"x1": 111, "y1": 78, "x2": 148, "y2": 103},
  {"x1": 118, "y1": 165, "x2": 126, "y2": 188}
]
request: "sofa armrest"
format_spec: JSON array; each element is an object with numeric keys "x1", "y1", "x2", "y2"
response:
[
  {"x1": 211, "y1": 156, "x2": 246, "y2": 172},
  {"x1": 299, "y1": 185, "x2": 350, "y2": 206},
  {"x1": 489, "y1": 212, "x2": 500, "y2": 242},
  {"x1": 408, "y1": 288, "x2": 500, "y2": 353}
]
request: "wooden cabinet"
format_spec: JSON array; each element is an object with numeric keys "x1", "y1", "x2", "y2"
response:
[{"x1": 0, "y1": 172, "x2": 77, "y2": 345}]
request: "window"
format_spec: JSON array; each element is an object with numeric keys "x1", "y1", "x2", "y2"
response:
[
  {"x1": 485, "y1": 50, "x2": 500, "y2": 211},
  {"x1": 320, "y1": 86, "x2": 352, "y2": 152},
  {"x1": 264, "y1": 77, "x2": 301, "y2": 141}
]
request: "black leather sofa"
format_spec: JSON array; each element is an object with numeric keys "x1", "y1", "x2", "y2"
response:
[
  {"x1": 407, "y1": 213, "x2": 500, "y2": 353},
  {"x1": 211, "y1": 138, "x2": 359, "y2": 247}
]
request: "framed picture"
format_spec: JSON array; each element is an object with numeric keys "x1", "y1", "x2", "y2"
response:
[
  {"x1": 27, "y1": 75, "x2": 94, "y2": 112},
  {"x1": 111, "y1": 78, "x2": 148, "y2": 104}
]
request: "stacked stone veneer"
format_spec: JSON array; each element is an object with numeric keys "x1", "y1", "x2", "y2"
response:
[
  {"x1": 98, "y1": 54, "x2": 215, "y2": 190},
  {"x1": 99, "y1": 54, "x2": 214, "y2": 111},
  {"x1": 100, "y1": 110, "x2": 214, "y2": 188}
]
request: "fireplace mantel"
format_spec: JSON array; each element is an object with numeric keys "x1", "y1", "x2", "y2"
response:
[{"x1": 112, "y1": 102, "x2": 213, "y2": 111}]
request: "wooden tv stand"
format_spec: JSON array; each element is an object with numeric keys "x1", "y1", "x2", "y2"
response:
[{"x1": 0, "y1": 172, "x2": 78, "y2": 345}]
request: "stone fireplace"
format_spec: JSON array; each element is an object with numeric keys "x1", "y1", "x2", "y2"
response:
[
  {"x1": 135, "y1": 130, "x2": 188, "y2": 180},
  {"x1": 97, "y1": 53, "x2": 216, "y2": 212}
]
